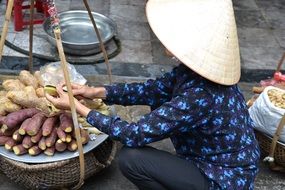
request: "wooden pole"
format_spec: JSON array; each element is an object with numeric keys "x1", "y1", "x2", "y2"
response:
[
  {"x1": 83, "y1": 0, "x2": 112, "y2": 84},
  {"x1": 29, "y1": 0, "x2": 35, "y2": 72},
  {"x1": 0, "y1": 0, "x2": 14, "y2": 62},
  {"x1": 54, "y1": 29, "x2": 85, "y2": 189}
]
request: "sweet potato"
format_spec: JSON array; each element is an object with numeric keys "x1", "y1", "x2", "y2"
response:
[
  {"x1": 56, "y1": 127, "x2": 66, "y2": 142},
  {"x1": 5, "y1": 139, "x2": 17, "y2": 151},
  {"x1": 1, "y1": 127, "x2": 17, "y2": 136},
  {"x1": 55, "y1": 139, "x2": 67, "y2": 152},
  {"x1": 44, "y1": 147, "x2": 55, "y2": 156},
  {"x1": 2, "y1": 108, "x2": 40, "y2": 130},
  {"x1": 26, "y1": 113, "x2": 47, "y2": 136},
  {"x1": 65, "y1": 134, "x2": 72, "y2": 143},
  {"x1": 12, "y1": 129, "x2": 24, "y2": 142},
  {"x1": 31, "y1": 128, "x2": 42, "y2": 143},
  {"x1": 22, "y1": 136, "x2": 34, "y2": 149},
  {"x1": 42, "y1": 116, "x2": 58, "y2": 136},
  {"x1": 38, "y1": 137, "x2": 46, "y2": 150},
  {"x1": 28, "y1": 145, "x2": 42, "y2": 156},
  {"x1": 19, "y1": 70, "x2": 38, "y2": 89},
  {"x1": 36, "y1": 87, "x2": 45, "y2": 97},
  {"x1": 19, "y1": 118, "x2": 32, "y2": 135},
  {"x1": 2, "y1": 79, "x2": 25, "y2": 91},
  {"x1": 80, "y1": 128, "x2": 90, "y2": 145},
  {"x1": 0, "y1": 136, "x2": 12, "y2": 145},
  {"x1": 13, "y1": 144, "x2": 27, "y2": 155},
  {"x1": 45, "y1": 128, "x2": 57, "y2": 147},
  {"x1": 4, "y1": 99, "x2": 22, "y2": 113},
  {"x1": 34, "y1": 71, "x2": 44, "y2": 87},
  {"x1": 59, "y1": 113, "x2": 73, "y2": 133},
  {"x1": 67, "y1": 139, "x2": 78, "y2": 152}
]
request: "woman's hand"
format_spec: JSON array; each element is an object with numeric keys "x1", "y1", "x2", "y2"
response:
[
  {"x1": 45, "y1": 83, "x2": 91, "y2": 117},
  {"x1": 71, "y1": 83, "x2": 107, "y2": 100}
]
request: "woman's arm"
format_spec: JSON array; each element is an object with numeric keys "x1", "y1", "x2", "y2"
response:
[
  {"x1": 105, "y1": 66, "x2": 178, "y2": 109},
  {"x1": 86, "y1": 87, "x2": 212, "y2": 147}
]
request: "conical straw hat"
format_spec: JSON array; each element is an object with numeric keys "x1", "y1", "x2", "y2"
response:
[{"x1": 146, "y1": 0, "x2": 241, "y2": 85}]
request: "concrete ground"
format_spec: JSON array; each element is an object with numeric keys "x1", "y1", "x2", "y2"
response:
[{"x1": 0, "y1": 0, "x2": 285, "y2": 189}]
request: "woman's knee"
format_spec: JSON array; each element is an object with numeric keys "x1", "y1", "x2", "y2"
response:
[{"x1": 118, "y1": 146, "x2": 145, "y2": 173}]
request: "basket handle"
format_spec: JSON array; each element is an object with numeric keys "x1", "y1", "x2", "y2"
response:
[{"x1": 263, "y1": 114, "x2": 285, "y2": 171}]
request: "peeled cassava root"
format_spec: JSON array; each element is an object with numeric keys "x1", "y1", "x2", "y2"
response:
[{"x1": 0, "y1": 109, "x2": 91, "y2": 156}]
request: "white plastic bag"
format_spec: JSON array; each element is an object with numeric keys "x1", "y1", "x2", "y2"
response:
[
  {"x1": 40, "y1": 62, "x2": 87, "y2": 86},
  {"x1": 249, "y1": 86, "x2": 285, "y2": 143}
]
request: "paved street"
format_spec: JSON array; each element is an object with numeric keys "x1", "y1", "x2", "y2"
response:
[{"x1": 0, "y1": 0, "x2": 285, "y2": 189}]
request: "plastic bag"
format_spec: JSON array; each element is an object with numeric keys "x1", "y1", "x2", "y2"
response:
[
  {"x1": 40, "y1": 62, "x2": 87, "y2": 86},
  {"x1": 249, "y1": 86, "x2": 285, "y2": 143}
]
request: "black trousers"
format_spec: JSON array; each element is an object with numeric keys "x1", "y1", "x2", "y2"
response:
[{"x1": 118, "y1": 146, "x2": 210, "y2": 190}]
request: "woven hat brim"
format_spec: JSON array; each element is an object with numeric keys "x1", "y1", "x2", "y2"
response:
[{"x1": 146, "y1": 0, "x2": 241, "y2": 85}]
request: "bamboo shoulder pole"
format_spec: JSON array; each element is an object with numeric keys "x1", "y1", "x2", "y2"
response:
[
  {"x1": 0, "y1": 0, "x2": 14, "y2": 62},
  {"x1": 29, "y1": 0, "x2": 35, "y2": 72},
  {"x1": 53, "y1": 29, "x2": 85, "y2": 190},
  {"x1": 83, "y1": 0, "x2": 112, "y2": 84}
]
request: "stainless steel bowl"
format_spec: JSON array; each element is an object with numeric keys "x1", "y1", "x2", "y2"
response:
[{"x1": 43, "y1": 10, "x2": 117, "y2": 56}]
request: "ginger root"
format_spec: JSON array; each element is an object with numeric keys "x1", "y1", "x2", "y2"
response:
[
  {"x1": 2, "y1": 79, "x2": 25, "y2": 91},
  {"x1": 19, "y1": 70, "x2": 38, "y2": 89}
]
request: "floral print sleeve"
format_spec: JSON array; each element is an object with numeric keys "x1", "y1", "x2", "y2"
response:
[
  {"x1": 104, "y1": 67, "x2": 177, "y2": 109},
  {"x1": 87, "y1": 87, "x2": 212, "y2": 147}
]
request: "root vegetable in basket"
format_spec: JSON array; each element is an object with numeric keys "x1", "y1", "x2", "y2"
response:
[
  {"x1": 0, "y1": 136, "x2": 12, "y2": 145},
  {"x1": 39, "y1": 136, "x2": 46, "y2": 150},
  {"x1": 31, "y1": 128, "x2": 43, "y2": 143},
  {"x1": 65, "y1": 134, "x2": 72, "y2": 143},
  {"x1": 0, "y1": 127, "x2": 17, "y2": 136},
  {"x1": 4, "y1": 99, "x2": 21, "y2": 113},
  {"x1": 42, "y1": 116, "x2": 58, "y2": 136},
  {"x1": 67, "y1": 139, "x2": 78, "y2": 151},
  {"x1": 22, "y1": 136, "x2": 34, "y2": 149},
  {"x1": 59, "y1": 113, "x2": 73, "y2": 133},
  {"x1": 19, "y1": 118, "x2": 32, "y2": 135},
  {"x1": 55, "y1": 139, "x2": 67, "y2": 152},
  {"x1": 13, "y1": 144, "x2": 28, "y2": 155},
  {"x1": 19, "y1": 70, "x2": 38, "y2": 89},
  {"x1": 2, "y1": 79, "x2": 25, "y2": 91},
  {"x1": 26, "y1": 113, "x2": 47, "y2": 136},
  {"x1": 44, "y1": 147, "x2": 55, "y2": 156},
  {"x1": 56, "y1": 127, "x2": 66, "y2": 142},
  {"x1": 5, "y1": 138, "x2": 17, "y2": 151},
  {"x1": 12, "y1": 129, "x2": 24, "y2": 142},
  {"x1": 45, "y1": 128, "x2": 57, "y2": 147},
  {"x1": 28, "y1": 145, "x2": 42, "y2": 156},
  {"x1": 2, "y1": 108, "x2": 40, "y2": 131},
  {"x1": 268, "y1": 89, "x2": 285, "y2": 109},
  {"x1": 36, "y1": 87, "x2": 45, "y2": 97},
  {"x1": 34, "y1": 71, "x2": 44, "y2": 87}
]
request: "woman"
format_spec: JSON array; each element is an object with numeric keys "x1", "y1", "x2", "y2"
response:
[{"x1": 46, "y1": 0, "x2": 260, "y2": 189}]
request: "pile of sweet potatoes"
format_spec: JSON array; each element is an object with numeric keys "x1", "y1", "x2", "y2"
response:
[{"x1": 0, "y1": 108, "x2": 90, "y2": 156}]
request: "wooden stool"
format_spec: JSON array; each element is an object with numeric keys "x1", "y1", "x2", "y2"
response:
[{"x1": 7, "y1": 0, "x2": 49, "y2": 31}]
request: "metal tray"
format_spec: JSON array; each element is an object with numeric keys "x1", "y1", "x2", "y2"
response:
[
  {"x1": 43, "y1": 10, "x2": 117, "y2": 55},
  {"x1": 0, "y1": 134, "x2": 108, "y2": 164}
]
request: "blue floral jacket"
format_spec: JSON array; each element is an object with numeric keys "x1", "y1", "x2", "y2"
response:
[{"x1": 87, "y1": 64, "x2": 260, "y2": 189}]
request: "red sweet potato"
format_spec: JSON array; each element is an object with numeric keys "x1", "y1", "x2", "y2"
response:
[
  {"x1": 2, "y1": 108, "x2": 39, "y2": 130},
  {"x1": 31, "y1": 128, "x2": 42, "y2": 143},
  {"x1": 65, "y1": 134, "x2": 72, "y2": 143},
  {"x1": 55, "y1": 139, "x2": 67, "y2": 152},
  {"x1": 67, "y1": 139, "x2": 78, "y2": 152},
  {"x1": 26, "y1": 113, "x2": 47, "y2": 136},
  {"x1": 42, "y1": 116, "x2": 58, "y2": 136},
  {"x1": 12, "y1": 129, "x2": 24, "y2": 142},
  {"x1": 18, "y1": 118, "x2": 32, "y2": 135},
  {"x1": 22, "y1": 136, "x2": 34, "y2": 149},
  {"x1": 0, "y1": 136, "x2": 12, "y2": 145},
  {"x1": 45, "y1": 128, "x2": 57, "y2": 147},
  {"x1": 38, "y1": 136, "x2": 46, "y2": 150},
  {"x1": 28, "y1": 145, "x2": 42, "y2": 156},
  {"x1": 13, "y1": 144, "x2": 27, "y2": 155},
  {"x1": 59, "y1": 113, "x2": 73, "y2": 133},
  {"x1": 44, "y1": 147, "x2": 55, "y2": 156},
  {"x1": 5, "y1": 139, "x2": 17, "y2": 151},
  {"x1": 56, "y1": 127, "x2": 66, "y2": 142}
]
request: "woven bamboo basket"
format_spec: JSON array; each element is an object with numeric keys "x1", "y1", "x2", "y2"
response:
[
  {"x1": 254, "y1": 129, "x2": 285, "y2": 168},
  {"x1": 0, "y1": 138, "x2": 117, "y2": 189}
]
